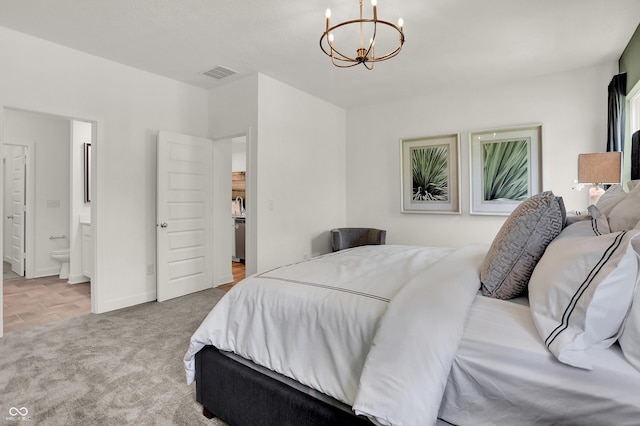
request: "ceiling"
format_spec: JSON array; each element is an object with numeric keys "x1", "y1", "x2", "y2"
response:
[{"x1": 0, "y1": 0, "x2": 638, "y2": 109}]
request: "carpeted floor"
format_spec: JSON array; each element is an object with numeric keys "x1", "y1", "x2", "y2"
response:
[{"x1": 0, "y1": 287, "x2": 229, "y2": 425}]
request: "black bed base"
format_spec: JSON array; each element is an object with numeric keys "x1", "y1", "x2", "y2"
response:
[{"x1": 195, "y1": 346, "x2": 373, "y2": 426}]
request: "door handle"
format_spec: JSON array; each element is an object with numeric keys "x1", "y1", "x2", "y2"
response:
[
  {"x1": 160, "y1": 222, "x2": 168, "y2": 228},
  {"x1": 7, "y1": 215, "x2": 13, "y2": 219}
]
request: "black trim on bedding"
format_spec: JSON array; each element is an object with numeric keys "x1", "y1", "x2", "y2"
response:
[
  {"x1": 545, "y1": 231, "x2": 627, "y2": 347},
  {"x1": 255, "y1": 275, "x2": 390, "y2": 303},
  {"x1": 591, "y1": 217, "x2": 602, "y2": 236}
]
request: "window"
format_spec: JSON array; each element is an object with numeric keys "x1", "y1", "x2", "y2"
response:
[{"x1": 630, "y1": 89, "x2": 640, "y2": 134}]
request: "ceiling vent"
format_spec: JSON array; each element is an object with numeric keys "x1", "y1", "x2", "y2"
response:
[{"x1": 202, "y1": 66, "x2": 237, "y2": 80}]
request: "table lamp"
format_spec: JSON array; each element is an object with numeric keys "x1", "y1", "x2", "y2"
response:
[{"x1": 577, "y1": 152, "x2": 622, "y2": 205}]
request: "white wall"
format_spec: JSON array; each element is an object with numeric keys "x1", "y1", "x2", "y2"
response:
[
  {"x1": 4, "y1": 109, "x2": 70, "y2": 278},
  {"x1": 232, "y1": 137, "x2": 247, "y2": 172},
  {"x1": 0, "y1": 26, "x2": 209, "y2": 313},
  {"x1": 213, "y1": 137, "x2": 233, "y2": 285},
  {"x1": 345, "y1": 63, "x2": 618, "y2": 248},
  {"x1": 256, "y1": 74, "x2": 346, "y2": 271},
  {"x1": 209, "y1": 74, "x2": 347, "y2": 274}
]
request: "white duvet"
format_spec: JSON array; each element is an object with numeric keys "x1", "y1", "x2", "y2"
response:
[{"x1": 184, "y1": 244, "x2": 487, "y2": 426}]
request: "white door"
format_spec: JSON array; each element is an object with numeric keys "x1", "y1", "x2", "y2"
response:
[
  {"x1": 10, "y1": 147, "x2": 26, "y2": 276},
  {"x1": 157, "y1": 131, "x2": 214, "y2": 302}
]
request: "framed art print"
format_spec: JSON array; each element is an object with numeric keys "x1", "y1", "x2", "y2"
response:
[
  {"x1": 470, "y1": 124, "x2": 541, "y2": 215},
  {"x1": 400, "y1": 134, "x2": 460, "y2": 214}
]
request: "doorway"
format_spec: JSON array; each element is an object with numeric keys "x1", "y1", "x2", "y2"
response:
[
  {"x1": 2, "y1": 108, "x2": 95, "y2": 333},
  {"x1": 231, "y1": 135, "x2": 247, "y2": 286}
]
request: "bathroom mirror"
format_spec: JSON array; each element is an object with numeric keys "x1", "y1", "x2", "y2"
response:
[{"x1": 84, "y1": 142, "x2": 91, "y2": 203}]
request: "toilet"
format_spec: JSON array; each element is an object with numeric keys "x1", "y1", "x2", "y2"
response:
[{"x1": 51, "y1": 248, "x2": 70, "y2": 279}]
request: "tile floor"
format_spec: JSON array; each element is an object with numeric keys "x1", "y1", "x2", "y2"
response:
[
  {"x1": 3, "y1": 261, "x2": 245, "y2": 333},
  {"x1": 3, "y1": 265, "x2": 91, "y2": 333}
]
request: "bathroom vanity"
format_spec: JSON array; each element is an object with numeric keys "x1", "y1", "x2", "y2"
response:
[{"x1": 80, "y1": 220, "x2": 93, "y2": 279}]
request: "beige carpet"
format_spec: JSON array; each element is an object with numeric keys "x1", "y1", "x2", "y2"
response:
[{"x1": 0, "y1": 288, "x2": 228, "y2": 425}]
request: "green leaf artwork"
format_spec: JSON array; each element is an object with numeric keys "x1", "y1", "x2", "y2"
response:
[
  {"x1": 411, "y1": 145, "x2": 449, "y2": 202},
  {"x1": 482, "y1": 139, "x2": 528, "y2": 202}
]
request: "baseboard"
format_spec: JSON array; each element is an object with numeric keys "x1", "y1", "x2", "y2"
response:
[
  {"x1": 68, "y1": 274, "x2": 90, "y2": 284},
  {"x1": 34, "y1": 267, "x2": 60, "y2": 278},
  {"x1": 98, "y1": 290, "x2": 156, "y2": 314},
  {"x1": 216, "y1": 274, "x2": 234, "y2": 285}
]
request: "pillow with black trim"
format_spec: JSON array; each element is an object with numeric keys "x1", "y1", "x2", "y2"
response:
[
  {"x1": 596, "y1": 184, "x2": 627, "y2": 216},
  {"x1": 529, "y1": 220, "x2": 640, "y2": 370},
  {"x1": 564, "y1": 205, "x2": 609, "y2": 228},
  {"x1": 480, "y1": 191, "x2": 566, "y2": 299},
  {"x1": 608, "y1": 184, "x2": 640, "y2": 232}
]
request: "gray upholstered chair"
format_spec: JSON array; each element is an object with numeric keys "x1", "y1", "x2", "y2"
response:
[{"x1": 331, "y1": 228, "x2": 386, "y2": 252}]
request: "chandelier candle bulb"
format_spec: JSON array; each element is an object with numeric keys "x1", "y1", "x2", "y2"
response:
[
  {"x1": 398, "y1": 18, "x2": 404, "y2": 30},
  {"x1": 326, "y1": 8, "x2": 331, "y2": 31},
  {"x1": 372, "y1": 0, "x2": 377, "y2": 20}
]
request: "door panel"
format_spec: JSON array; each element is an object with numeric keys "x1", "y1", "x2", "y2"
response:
[
  {"x1": 157, "y1": 131, "x2": 214, "y2": 302},
  {"x1": 10, "y1": 148, "x2": 26, "y2": 276}
]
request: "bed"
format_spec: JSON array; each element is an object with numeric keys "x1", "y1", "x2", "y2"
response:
[{"x1": 184, "y1": 191, "x2": 640, "y2": 425}]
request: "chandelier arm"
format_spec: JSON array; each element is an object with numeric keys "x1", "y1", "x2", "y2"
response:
[
  {"x1": 332, "y1": 57, "x2": 362, "y2": 68},
  {"x1": 371, "y1": 25, "x2": 405, "y2": 61},
  {"x1": 364, "y1": 20, "x2": 378, "y2": 61},
  {"x1": 320, "y1": 34, "x2": 360, "y2": 63},
  {"x1": 319, "y1": 11, "x2": 405, "y2": 68},
  {"x1": 369, "y1": 44, "x2": 403, "y2": 62},
  {"x1": 321, "y1": 40, "x2": 359, "y2": 64},
  {"x1": 320, "y1": 37, "x2": 361, "y2": 66},
  {"x1": 324, "y1": 19, "x2": 403, "y2": 58}
]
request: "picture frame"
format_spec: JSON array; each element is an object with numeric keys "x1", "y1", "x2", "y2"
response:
[
  {"x1": 84, "y1": 143, "x2": 91, "y2": 203},
  {"x1": 400, "y1": 134, "x2": 460, "y2": 214},
  {"x1": 469, "y1": 124, "x2": 541, "y2": 215}
]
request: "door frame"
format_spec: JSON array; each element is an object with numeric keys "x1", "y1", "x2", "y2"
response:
[
  {"x1": 213, "y1": 132, "x2": 253, "y2": 279},
  {"x1": 0, "y1": 104, "x2": 102, "y2": 337}
]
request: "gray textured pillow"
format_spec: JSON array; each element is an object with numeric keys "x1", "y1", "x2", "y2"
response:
[{"x1": 480, "y1": 191, "x2": 566, "y2": 299}]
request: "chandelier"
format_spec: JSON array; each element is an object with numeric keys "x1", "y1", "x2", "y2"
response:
[{"x1": 320, "y1": 0, "x2": 405, "y2": 70}]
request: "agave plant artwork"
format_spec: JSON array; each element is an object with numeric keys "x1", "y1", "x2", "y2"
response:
[
  {"x1": 482, "y1": 139, "x2": 528, "y2": 202},
  {"x1": 411, "y1": 145, "x2": 449, "y2": 202}
]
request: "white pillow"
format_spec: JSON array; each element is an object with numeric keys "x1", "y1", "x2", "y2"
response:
[
  {"x1": 619, "y1": 218, "x2": 640, "y2": 372},
  {"x1": 596, "y1": 184, "x2": 627, "y2": 216},
  {"x1": 619, "y1": 281, "x2": 640, "y2": 372},
  {"x1": 529, "y1": 221, "x2": 640, "y2": 370},
  {"x1": 608, "y1": 184, "x2": 640, "y2": 232},
  {"x1": 560, "y1": 206, "x2": 609, "y2": 237}
]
